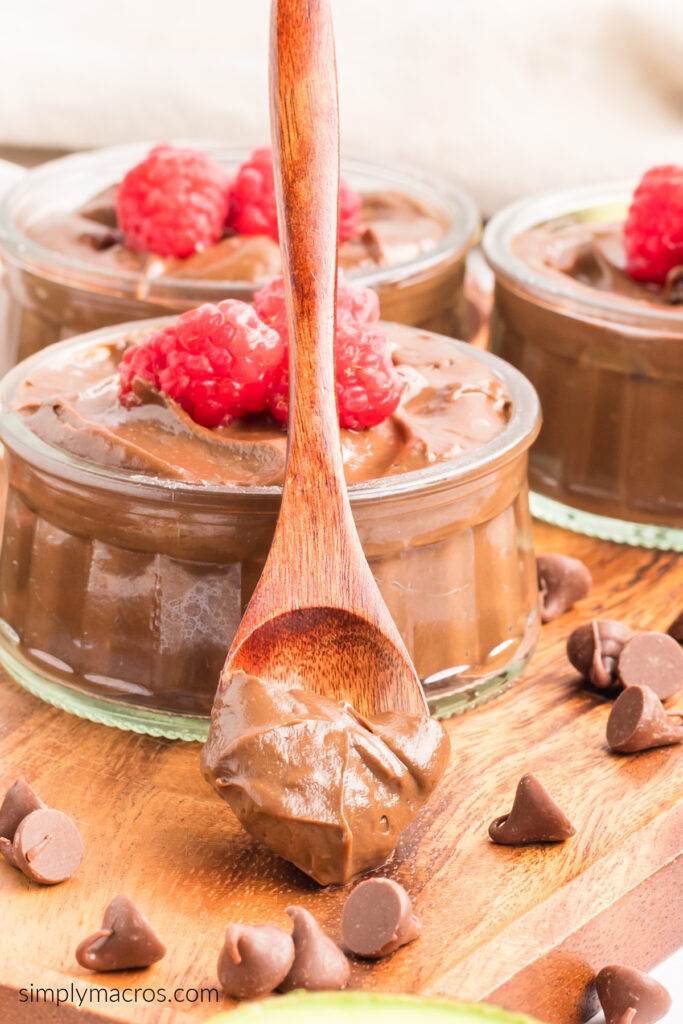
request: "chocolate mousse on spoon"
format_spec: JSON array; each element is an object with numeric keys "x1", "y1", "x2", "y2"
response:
[{"x1": 202, "y1": 0, "x2": 448, "y2": 884}]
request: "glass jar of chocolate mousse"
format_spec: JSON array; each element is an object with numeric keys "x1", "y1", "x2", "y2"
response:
[
  {"x1": 483, "y1": 181, "x2": 683, "y2": 551},
  {"x1": 0, "y1": 143, "x2": 479, "y2": 374},
  {"x1": 0, "y1": 318, "x2": 539, "y2": 740}
]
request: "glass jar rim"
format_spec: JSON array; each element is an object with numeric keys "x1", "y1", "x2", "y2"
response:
[
  {"x1": 482, "y1": 178, "x2": 683, "y2": 330},
  {"x1": 0, "y1": 141, "x2": 479, "y2": 299},
  {"x1": 0, "y1": 319, "x2": 540, "y2": 506}
]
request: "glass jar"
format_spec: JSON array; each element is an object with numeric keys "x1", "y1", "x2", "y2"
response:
[
  {"x1": 483, "y1": 181, "x2": 683, "y2": 551},
  {"x1": 0, "y1": 143, "x2": 479, "y2": 373},
  {"x1": 0, "y1": 323, "x2": 540, "y2": 739}
]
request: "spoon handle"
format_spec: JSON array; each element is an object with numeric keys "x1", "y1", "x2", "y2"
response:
[{"x1": 270, "y1": 0, "x2": 351, "y2": 533}]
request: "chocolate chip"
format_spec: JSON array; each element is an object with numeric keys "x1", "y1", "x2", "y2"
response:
[
  {"x1": 607, "y1": 685, "x2": 683, "y2": 754},
  {"x1": 12, "y1": 808, "x2": 83, "y2": 885},
  {"x1": 537, "y1": 553, "x2": 592, "y2": 623},
  {"x1": 76, "y1": 895, "x2": 166, "y2": 972},
  {"x1": 342, "y1": 878, "x2": 420, "y2": 958},
  {"x1": 0, "y1": 779, "x2": 46, "y2": 842},
  {"x1": 489, "y1": 772, "x2": 575, "y2": 845},
  {"x1": 278, "y1": 906, "x2": 350, "y2": 993},
  {"x1": 667, "y1": 611, "x2": 683, "y2": 643},
  {"x1": 218, "y1": 923, "x2": 294, "y2": 999},
  {"x1": 596, "y1": 964, "x2": 671, "y2": 1024},
  {"x1": 566, "y1": 620, "x2": 633, "y2": 689},
  {"x1": 618, "y1": 631, "x2": 683, "y2": 700}
]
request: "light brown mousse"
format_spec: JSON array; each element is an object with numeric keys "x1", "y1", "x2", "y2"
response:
[
  {"x1": 512, "y1": 220, "x2": 683, "y2": 306},
  {"x1": 14, "y1": 322, "x2": 511, "y2": 488},
  {"x1": 28, "y1": 186, "x2": 447, "y2": 284},
  {"x1": 201, "y1": 672, "x2": 449, "y2": 885}
]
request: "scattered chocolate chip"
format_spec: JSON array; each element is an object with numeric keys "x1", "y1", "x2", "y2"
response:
[
  {"x1": 537, "y1": 553, "x2": 592, "y2": 623},
  {"x1": 12, "y1": 808, "x2": 83, "y2": 885},
  {"x1": 596, "y1": 965, "x2": 671, "y2": 1024},
  {"x1": 607, "y1": 685, "x2": 683, "y2": 754},
  {"x1": 618, "y1": 631, "x2": 683, "y2": 700},
  {"x1": 279, "y1": 906, "x2": 350, "y2": 993},
  {"x1": 489, "y1": 772, "x2": 575, "y2": 845},
  {"x1": 0, "y1": 778, "x2": 45, "y2": 842},
  {"x1": 667, "y1": 611, "x2": 683, "y2": 644},
  {"x1": 342, "y1": 877, "x2": 420, "y2": 958},
  {"x1": 566, "y1": 620, "x2": 633, "y2": 689},
  {"x1": 217, "y1": 923, "x2": 294, "y2": 999},
  {"x1": 76, "y1": 895, "x2": 166, "y2": 972}
]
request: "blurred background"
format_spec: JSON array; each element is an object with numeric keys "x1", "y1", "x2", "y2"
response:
[{"x1": 2, "y1": 0, "x2": 683, "y2": 214}]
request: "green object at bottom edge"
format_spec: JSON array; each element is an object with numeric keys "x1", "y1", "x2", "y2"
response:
[{"x1": 204, "y1": 992, "x2": 543, "y2": 1024}]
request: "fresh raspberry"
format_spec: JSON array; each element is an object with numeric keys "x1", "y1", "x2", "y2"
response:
[
  {"x1": 334, "y1": 323, "x2": 404, "y2": 429},
  {"x1": 116, "y1": 144, "x2": 230, "y2": 258},
  {"x1": 268, "y1": 321, "x2": 403, "y2": 430},
  {"x1": 226, "y1": 147, "x2": 279, "y2": 239},
  {"x1": 623, "y1": 165, "x2": 683, "y2": 285},
  {"x1": 253, "y1": 271, "x2": 380, "y2": 347},
  {"x1": 338, "y1": 177, "x2": 363, "y2": 241},
  {"x1": 227, "y1": 147, "x2": 363, "y2": 242},
  {"x1": 119, "y1": 300, "x2": 284, "y2": 427}
]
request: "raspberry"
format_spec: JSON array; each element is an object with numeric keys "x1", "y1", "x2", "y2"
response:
[
  {"x1": 334, "y1": 323, "x2": 404, "y2": 430},
  {"x1": 227, "y1": 147, "x2": 363, "y2": 242},
  {"x1": 267, "y1": 321, "x2": 403, "y2": 430},
  {"x1": 253, "y1": 271, "x2": 380, "y2": 347},
  {"x1": 226, "y1": 147, "x2": 279, "y2": 240},
  {"x1": 119, "y1": 300, "x2": 284, "y2": 427},
  {"x1": 116, "y1": 144, "x2": 230, "y2": 258},
  {"x1": 623, "y1": 165, "x2": 683, "y2": 285},
  {"x1": 339, "y1": 177, "x2": 363, "y2": 241}
]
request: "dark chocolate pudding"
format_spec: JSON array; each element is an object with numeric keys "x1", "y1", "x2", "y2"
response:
[
  {"x1": 201, "y1": 672, "x2": 449, "y2": 885},
  {"x1": 29, "y1": 185, "x2": 447, "y2": 288},
  {"x1": 0, "y1": 318, "x2": 540, "y2": 726},
  {"x1": 484, "y1": 184, "x2": 683, "y2": 542},
  {"x1": 0, "y1": 146, "x2": 479, "y2": 371}
]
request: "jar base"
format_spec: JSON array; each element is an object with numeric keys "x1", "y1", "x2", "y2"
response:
[
  {"x1": 530, "y1": 492, "x2": 683, "y2": 552},
  {"x1": 0, "y1": 623, "x2": 538, "y2": 738},
  {"x1": 425, "y1": 617, "x2": 538, "y2": 719}
]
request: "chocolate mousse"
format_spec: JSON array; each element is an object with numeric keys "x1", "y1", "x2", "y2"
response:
[
  {"x1": 201, "y1": 672, "x2": 449, "y2": 885},
  {"x1": 14, "y1": 322, "x2": 511, "y2": 487},
  {"x1": 485, "y1": 188, "x2": 683, "y2": 536},
  {"x1": 29, "y1": 185, "x2": 448, "y2": 288},
  {"x1": 0, "y1": 147, "x2": 476, "y2": 373},
  {"x1": 512, "y1": 221, "x2": 683, "y2": 308},
  {"x1": 0, "y1": 317, "x2": 539, "y2": 722}
]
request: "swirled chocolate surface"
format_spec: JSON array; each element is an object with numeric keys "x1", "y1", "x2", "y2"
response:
[
  {"x1": 27, "y1": 186, "x2": 447, "y2": 283},
  {"x1": 14, "y1": 322, "x2": 511, "y2": 487},
  {"x1": 513, "y1": 219, "x2": 683, "y2": 306}
]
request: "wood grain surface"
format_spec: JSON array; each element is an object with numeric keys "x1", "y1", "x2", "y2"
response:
[{"x1": 0, "y1": 521, "x2": 681, "y2": 1024}]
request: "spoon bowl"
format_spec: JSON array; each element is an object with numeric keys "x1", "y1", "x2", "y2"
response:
[{"x1": 217, "y1": 0, "x2": 427, "y2": 720}]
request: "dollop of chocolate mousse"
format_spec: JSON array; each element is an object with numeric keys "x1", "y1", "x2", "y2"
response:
[
  {"x1": 513, "y1": 220, "x2": 683, "y2": 307},
  {"x1": 14, "y1": 323, "x2": 511, "y2": 488},
  {"x1": 28, "y1": 186, "x2": 447, "y2": 284},
  {"x1": 201, "y1": 673, "x2": 449, "y2": 886}
]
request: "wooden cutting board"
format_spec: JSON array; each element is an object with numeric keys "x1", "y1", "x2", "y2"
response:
[{"x1": 0, "y1": 521, "x2": 681, "y2": 1024}]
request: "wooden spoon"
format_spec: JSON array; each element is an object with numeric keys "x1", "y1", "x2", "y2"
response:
[{"x1": 217, "y1": 0, "x2": 426, "y2": 718}]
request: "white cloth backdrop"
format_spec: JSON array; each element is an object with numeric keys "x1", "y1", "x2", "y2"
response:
[{"x1": 2, "y1": 0, "x2": 683, "y2": 214}]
